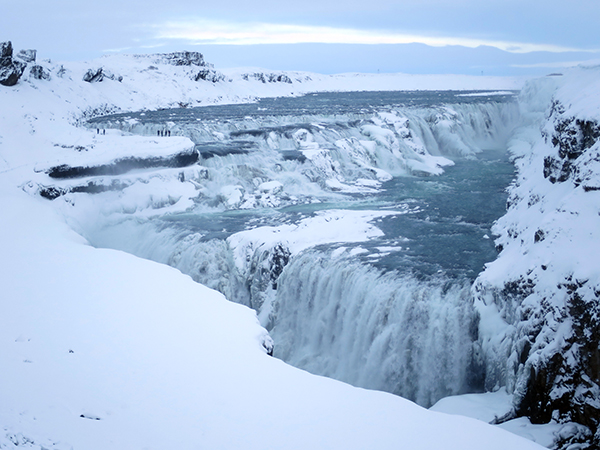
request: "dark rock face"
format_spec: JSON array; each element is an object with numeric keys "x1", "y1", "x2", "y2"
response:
[
  {"x1": 30, "y1": 65, "x2": 50, "y2": 80},
  {"x1": 46, "y1": 149, "x2": 200, "y2": 179},
  {"x1": 0, "y1": 41, "x2": 12, "y2": 58},
  {"x1": 514, "y1": 278, "x2": 600, "y2": 446},
  {"x1": 242, "y1": 72, "x2": 293, "y2": 84},
  {"x1": 269, "y1": 244, "x2": 291, "y2": 289},
  {"x1": 82, "y1": 68, "x2": 103, "y2": 83},
  {"x1": 160, "y1": 51, "x2": 207, "y2": 67},
  {"x1": 543, "y1": 101, "x2": 600, "y2": 186},
  {"x1": 0, "y1": 41, "x2": 27, "y2": 86},
  {"x1": 83, "y1": 67, "x2": 123, "y2": 83},
  {"x1": 192, "y1": 68, "x2": 225, "y2": 83},
  {"x1": 1, "y1": 41, "x2": 11, "y2": 59},
  {"x1": 244, "y1": 243, "x2": 292, "y2": 312},
  {"x1": 40, "y1": 179, "x2": 133, "y2": 200}
]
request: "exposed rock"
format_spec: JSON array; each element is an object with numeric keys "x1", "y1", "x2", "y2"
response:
[
  {"x1": 30, "y1": 65, "x2": 50, "y2": 80},
  {"x1": 158, "y1": 51, "x2": 208, "y2": 67},
  {"x1": 192, "y1": 68, "x2": 225, "y2": 83},
  {"x1": 543, "y1": 101, "x2": 600, "y2": 185},
  {"x1": 269, "y1": 243, "x2": 291, "y2": 289},
  {"x1": 16, "y1": 49, "x2": 36, "y2": 63},
  {"x1": 40, "y1": 179, "x2": 133, "y2": 200},
  {"x1": 136, "y1": 51, "x2": 211, "y2": 67},
  {"x1": 242, "y1": 72, "x2": 293, "y2": 84},
  {"x1": 82, "y1": 67, "x2": 123, "y2": 83},
  {"x1": 46, "y1": 149, "x2": 199, "y2": 179},
  {"x1": 56, "y1": 65, "x2": 67, "y2": 78},
  {"x1": 0, "y1": 41, "x2": 27, "y2": 87},
  {"x1": 533, "y1": 229, "x2": 545, "y2": 243},
  {"x1": 133, "y1": 51, "x2": 225, "y2": 83},
  {"x1": 514, "y1": 278, "x2": 600, "y2": 441},
  {"x1": 82, "y1": 68, "x2": 103, "y2": 83},
  {"x1": 1, "y1": 41, "x2": 12, "y2": 58}
]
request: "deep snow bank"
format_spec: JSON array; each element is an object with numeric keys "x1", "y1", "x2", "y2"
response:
[
  {"x1": 0, "y1": 42, "x2": 542, "y2": 450},
  {"x1": 474, "y1": 67, "x2": 600, "y2": 448}
]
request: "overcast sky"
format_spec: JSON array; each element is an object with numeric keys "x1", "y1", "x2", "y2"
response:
[{"x1": 2, "y1": 0, "x2": 599, "y2": 75}]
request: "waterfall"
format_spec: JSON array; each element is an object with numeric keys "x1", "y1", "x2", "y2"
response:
[
  {"x1": 75, "y1": 94, "x2": 519, "y2": 408},
  {"x1": 269, "y1": 250, "x2": 483, "y2": 407}
]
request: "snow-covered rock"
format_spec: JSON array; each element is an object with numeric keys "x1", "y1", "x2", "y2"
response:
[
  {"x1": 0, "y1": 41, "x2": 26, "y2": 86},
  {"x1": 474, "y1": 67, "x2": 600, "y2": 449}
]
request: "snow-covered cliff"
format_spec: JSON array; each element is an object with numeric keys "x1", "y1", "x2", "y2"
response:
[{"x1": 474, "y1": 67, "x2": 600, "y2": 449}]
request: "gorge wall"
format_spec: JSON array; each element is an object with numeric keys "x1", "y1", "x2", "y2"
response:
[{"x1": 474, "y1": 70, "x2": 600, "y2": 448}]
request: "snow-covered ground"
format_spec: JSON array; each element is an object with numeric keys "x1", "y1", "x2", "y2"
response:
[{"x1": 0, "y1": 45, "x2": 547, "y2": 449}]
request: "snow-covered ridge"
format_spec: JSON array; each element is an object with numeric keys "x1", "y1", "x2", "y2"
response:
[
  {"x1": 473, "y1": 67, "x2": 600, "y2": 448},
  {"x1": 0, "y1": 42, "x2": 543, "y2": 450}
]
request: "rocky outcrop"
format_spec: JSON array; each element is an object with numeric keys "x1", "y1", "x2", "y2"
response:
[
  {"x1": 0, "y1": 41, "x2": 26, "y2": 86},
  {"x1": 192, "y1": 68, "x2": 225, "y2": 83},
  {"x1": 133, "y1": 51, "x2": 225, "y2": 83},
  {"x1": 155, "y1": 51, "x2": 208, "y2": 67},
  {"x1": 82, "y1": 67, "x2": 123, "y2": 83},
  {"x1": 542, "y1": 101, "x2": 600, "y2": 189},
  {"x1": 244, "y1": 242, "x2": 291, "y2": 311},
  {"x1": 39, "y1": 179, "x2": 133, "y2": 200},
  {"x1": 46, "y1": 148, "x2": 199, "y2": 179},
  {"x1": 242, "y1": 72, "x2": 293, "y2": 84},
  {"x1": 30, "y1": 65, "x2": 50, "y2": 80},
  {"x1": 16, "y1": 49, "x2": 36, "y2": 63}
]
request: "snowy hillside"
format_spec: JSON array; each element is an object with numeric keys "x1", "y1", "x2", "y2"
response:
[{"x1": 0, "y1": 40, "x2": 566, "y2": 450}]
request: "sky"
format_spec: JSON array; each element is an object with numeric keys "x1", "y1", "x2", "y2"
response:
[{"x1": 2, "y1": 0, "x2": 600, "y2": 76}]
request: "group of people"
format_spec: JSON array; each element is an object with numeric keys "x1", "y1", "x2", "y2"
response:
[{"x1": 96, "y1": 128, "x2": 174, "y2": 137}]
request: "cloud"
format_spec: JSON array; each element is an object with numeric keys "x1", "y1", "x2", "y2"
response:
[{"x1": 151, "y1": 19, "x2": 593, "y2": 54}]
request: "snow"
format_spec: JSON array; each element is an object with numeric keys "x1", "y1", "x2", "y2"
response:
[
  {"x1": 35, "y1": 132, "x2": 195, "y2": 171},
  {"x1": 227, "y1": 209, "x2": 401, "y2": 275},
  {"x1": 430, "y1": 388, "x2": 514, "y2": 424},
  {"x1": 430, "y1": 390, "x2": 569, "y2": 448},
  {"x1": 0, "y1": 48, "x2": 545, "y2": 449}
]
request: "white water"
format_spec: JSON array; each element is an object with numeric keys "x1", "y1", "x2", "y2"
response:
[{"x1": 271, "y1": 252, "x2": 480, "y2": 407}]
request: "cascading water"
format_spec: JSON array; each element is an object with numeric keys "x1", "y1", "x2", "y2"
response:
[
  {"x1": 77, "y1": 91, "x2": 520, "y2": 407},
  {"x1": 271, "y1": 253, "x2": 481, "y2": 407}
]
